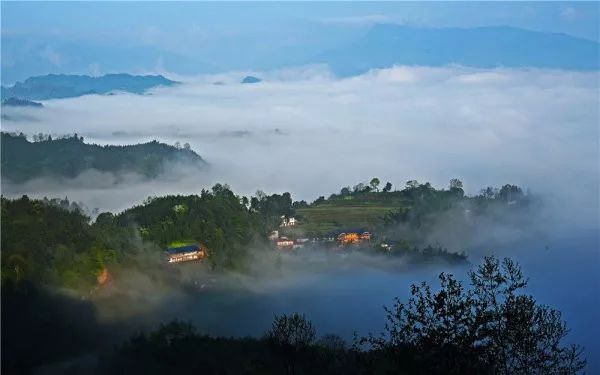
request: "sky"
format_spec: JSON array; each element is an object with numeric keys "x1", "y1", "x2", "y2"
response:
[
  {"x1": 2, "y1": 2, "x2": 599, "y2": 83},
  {"x1": 2, "y1": 2, "x2": 599, "y2": 41}
]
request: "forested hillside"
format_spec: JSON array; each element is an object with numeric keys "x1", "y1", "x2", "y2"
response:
[
  {"x1": 0, "y1": 196, "x2": 116, "y2": 288},
  {"x1": 0, "y1": 186, "x2": 264, "y2": 288},
  {"x1": 1, "y1": 181, "x2": 506, "y2": 289},
  {"x1": 1, "y1": 132, "x2": 207, "y2": 183}
]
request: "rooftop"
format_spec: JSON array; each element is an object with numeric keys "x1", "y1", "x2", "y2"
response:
[{"x1": 166, "y1": 244, "x2": 201, "y2": 254}]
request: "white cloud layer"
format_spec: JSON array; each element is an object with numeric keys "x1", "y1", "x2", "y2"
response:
[{"x1": 2, "y1": 65, "x2": 598, "y2": 231}]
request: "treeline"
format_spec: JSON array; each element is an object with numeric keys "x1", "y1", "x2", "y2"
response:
[
  {"x1": 101, "y1": 257, "x2": 585, "y2": 375},
  {"x1": 0, "y1": 131, "x2": 207, "y2": 183},
  {"x1": 313, "y1": 178, "x2": 529, "y2": 206}
]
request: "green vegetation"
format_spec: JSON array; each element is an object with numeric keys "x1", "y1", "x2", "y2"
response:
[
  {"x1": 0, "y1": 184, "x2": 578, "y2": 373},
  {"x1": 101, "y1": 257, "x2": 585, "y2": 374},
  {"x1": 168, "y1": 240, "x2": 198, "y2": 248},
  {"x1": 1, "y1": 132, "x2": 207, "y2": 183},
  {"x1": 1, "y1": 180, "x2": 529, "y2": 289},
  {"x1": 0, "y1": 184, "x2": 293, "y2": 288},
  {"x1": 361, "y1": 256, "x2": 586, "y2": 374},
  {"x1": 292, "y1": 178, "x2": 533, "y2": 255},
  {"x1": 113, "y1": 184, "x2": 263, "y2": 270},
  {"x1": 1, "y1": 196, "x2": 116, "y2": 289},
  {"x1": 295, "y1": 204, "x2": 401, "y2": 235}
]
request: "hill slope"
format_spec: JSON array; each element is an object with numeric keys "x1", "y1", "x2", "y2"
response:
[{"x1": 1, "y1": 132, "x2": 206, "y2": 183}]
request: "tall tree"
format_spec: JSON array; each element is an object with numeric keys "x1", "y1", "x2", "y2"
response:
[
  {"x1": 405, "y1": 180, "x2": 419, "y2": 190},
  {"x1": 449, "y1": 178, "x2": 463, "y2": 190},
  {"x1": 267, "y1": 313, "x2": 316, "y2": 375},
  {"x1": 370, "y1": 177, "x2": 381, "y2": 192},
  {"x1": 363, "y1": 256, "x2": 586, "y2": 374}
]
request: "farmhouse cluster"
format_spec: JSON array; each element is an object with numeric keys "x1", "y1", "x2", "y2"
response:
[
  {"x1": 163, "y1": 216, "x2": 374, "y2": 264},
  {"x1": 270, "y1": 216, "x2": 373, "y2": 250}
]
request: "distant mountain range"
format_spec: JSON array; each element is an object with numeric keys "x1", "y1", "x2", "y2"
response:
[
  {"x1": 0, "y1": 25, "x2": 597, "y2": 86},
  {"x1": 318, "y1": 25, "x2": 599, "y2": 76},
  {"x1": 1, "y1": 73, "x2": 177, "y2": 100},
  {"x1": 1, "y1": 132, "x2": 207, "y2": 183}
]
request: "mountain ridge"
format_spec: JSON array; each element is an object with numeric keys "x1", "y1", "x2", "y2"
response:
[
  {"x1": 1, "y1": 73, "x2": 178, "y2": 100},
  {"x1": 318, "y1": 24, "x2": 600, "y2": 76}
]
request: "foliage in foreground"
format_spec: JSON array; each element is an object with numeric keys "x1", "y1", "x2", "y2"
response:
[
  {"x1": 363, "y1": 256, "x2": 585, "y2": 374},
  {"x1": 104, "y1": 257, "x2": 585, "y2": 375}
]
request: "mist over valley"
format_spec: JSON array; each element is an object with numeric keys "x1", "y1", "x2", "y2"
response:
[{"x1": 1, "y1": 2, "x2": 598, "y2": 374}]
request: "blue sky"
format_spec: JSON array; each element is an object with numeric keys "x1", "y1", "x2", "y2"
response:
[
  {"x1": 1, "y1": 2, "x2": 598, "y2": 83},
  {"x1": 3, "y1": 2, "x2": 598, "y2": 44}
]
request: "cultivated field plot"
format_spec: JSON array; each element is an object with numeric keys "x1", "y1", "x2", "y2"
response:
[{"x1": 295, "y1": 204, "x2": 403, "y2": 235}]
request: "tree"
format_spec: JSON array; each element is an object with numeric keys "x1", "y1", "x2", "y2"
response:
[
  {"x1": 340, "y1": 187, "x2": 351, "y2": 196},
  {"x1": 313, "y1": 196, "x2": 325, "y2": 205},
  {"x1": 382, "y1": 182, "x2": 393, "y2": 193},
  {"x1": 498, "y1": 184, "x2": 524, "y2": 203},
  {"x1": 267, "y1": 313, "x2": 316, "y2": 375},
  {"x1": 183, "y1": 142, "x2": 191, "y2": 150},
  {"x1": 449, "y1": 178, "x2": 463, "y2": 190},
  {"x1": 364, "y1": 256, "x2": 585, "y2": 374},
  {"x1": 480, "y1": 187, "x2": 496, "y2": 200},
  {"x1": 405, "y1": 180, "x2": 419, "y2": 190},
  {"x1": 449, "y1": 178, "x2": 464, "y2": 198},
  {"x1": 370, "y1": 178, "x2": 381, "y2": 192},
  {"x1": 353, "y1": 183, "x2": 366, "y2": 193}
]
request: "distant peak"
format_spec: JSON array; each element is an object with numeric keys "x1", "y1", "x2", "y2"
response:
[{"x1": 241, "y1": 76, "x2": 262, "y2": 84}]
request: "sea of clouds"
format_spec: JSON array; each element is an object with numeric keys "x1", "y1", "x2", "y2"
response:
[{"x1": 2, "y1": 65, "x2": 598, "y2": 232}]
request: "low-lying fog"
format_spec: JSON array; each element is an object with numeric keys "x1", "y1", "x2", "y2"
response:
[{"x1": 2, "y1": 65, "x2": 599, "y2": 369}]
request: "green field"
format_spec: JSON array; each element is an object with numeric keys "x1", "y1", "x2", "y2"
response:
[{"x1": 293, "y1": 202, "x2": 403, "y2": 235}]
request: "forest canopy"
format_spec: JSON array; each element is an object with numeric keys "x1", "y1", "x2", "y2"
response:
[{"x1": 0, "y1": 132, "x2": 207, "y2": 183}]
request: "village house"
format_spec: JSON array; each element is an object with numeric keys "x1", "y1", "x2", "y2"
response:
[
  {"x1": 275, "y1": 237, "x2": 295, "y2": 249},
  {"x1": 280, "y1": 216, "x2": 297, "y2": 227},
  {"x1": 335, "y1": 229, "x2": 373, "y2": 245},
  {"x1": 166, "y1": 244, "x2": 206, "y2": 264}
]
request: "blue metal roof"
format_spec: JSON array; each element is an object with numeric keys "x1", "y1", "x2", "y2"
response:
[{"x1": 166, "y1": 244, "x2": 200, "y2": 254}]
